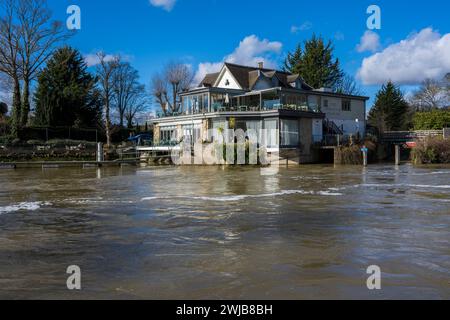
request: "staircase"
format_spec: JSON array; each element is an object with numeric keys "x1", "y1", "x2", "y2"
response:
[{"x1": 324, "y1": 119, "x2": 343, "y2": 135}]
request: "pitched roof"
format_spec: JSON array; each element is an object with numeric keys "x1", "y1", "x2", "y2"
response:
[
  {"x1": 198, "y1": 62, "x2": 314, "y2": 90},
  {"x1": 199, "y1": 72, "x2": 220, "y2": 87}
]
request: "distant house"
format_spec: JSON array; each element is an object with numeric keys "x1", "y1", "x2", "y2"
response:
[{"x1": 149, "y1": 62, "x2": 368, "y2": 164}]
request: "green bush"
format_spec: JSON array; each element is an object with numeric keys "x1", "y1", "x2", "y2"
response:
[
  {"x1": 412, "y1": 136, "x2": 450, "y2": 164},
  {"x1": 413, "y1": 110, "x2": 450, "y2": 130}
]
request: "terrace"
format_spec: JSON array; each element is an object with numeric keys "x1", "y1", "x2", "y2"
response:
[{"x1": 156, "y1": 87, "x2": 321, "y2": 118}]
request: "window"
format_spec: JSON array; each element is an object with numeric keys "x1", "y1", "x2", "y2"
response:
[
  {"x1": 281, "y1": 119, "x2": 299, "y2": 147},
  {"x1": 263, "y1": 119, "x2": 279, "y2": 148},
  {"x1": 342, "y1": 100, "x2": 351, "y2": 111},
  {"x1": 160, "y1": 126, "x2": 177, "y2": 143},
  {"x1": 323, "y1": 99, "x2": 329, "y2": 108}
]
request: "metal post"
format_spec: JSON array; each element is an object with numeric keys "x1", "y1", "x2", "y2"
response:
[
  {"x1": 361, "y1": 146, "x2": 368, "y2": 167},
  {"x1": 97, "y1": 143, "x2": 104, "y2": 162},
  {"x1": 363, "y1": 150, "x2": 368, "y2": 167},
  {"x1": 395, "y1": 145, "x2": 401, "y2": 166}
]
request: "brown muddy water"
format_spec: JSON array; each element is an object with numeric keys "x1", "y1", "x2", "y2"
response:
[{"x1": 0, "y1": 164, "x2": 449, "y2": 299}]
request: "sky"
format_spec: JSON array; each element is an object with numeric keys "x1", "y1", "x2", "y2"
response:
[{"x1": 3, "y1": 0, "x2": 450, "y2": 110}]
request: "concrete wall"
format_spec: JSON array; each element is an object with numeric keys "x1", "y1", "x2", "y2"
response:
[{"x1": 153, "y1": 125, "x2": 160, "y2": 144}]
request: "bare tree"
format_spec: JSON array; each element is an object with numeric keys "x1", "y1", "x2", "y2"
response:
[
  {"x1": 151, "y1": 62, "x2": 193, "y2": 114},
  {"x1": 124, "y1": 85, "x2": 150, "y2": 128},
  {"x1": 16, "y1": 0, "x2": 70, "y2": 126},
  {"x1": 96, "y1": 52, "x2": 120, "y2": 147},
  {"x1": 113, "y1": 61, "x2": 142, "y2": 127},
  {"x1": 334, "y1": 74, "x2": 363, "y2": 96},
  {"x1": 0, "y1": 0, "x2": 21, "y2": 135},
  {"x1": 410, "y1": 78, "x2": 448, "y2": 111},
  {"x1": 151, "y1": 72, "x2": 168, "y2": 115}
]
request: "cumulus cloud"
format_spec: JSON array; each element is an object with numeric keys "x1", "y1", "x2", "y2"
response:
[
  {"x1": 291, "y1": 21, "x2": 313, "y2": 34},
  {"x1": 194, "y1": 35, "x2": 283, "y2": 85},
  {"x1": 149, "y1": 0, "x2": 176, "y2": 12},
  {"x1": 357, "y1": 28, "x2": 450, "y2": 85},
  {"x1": 83, "y1": 53, "x2": 133, "y2": 67},
  {"x1": 356, "y1": 30, "x2": 381, "y2": 53}
]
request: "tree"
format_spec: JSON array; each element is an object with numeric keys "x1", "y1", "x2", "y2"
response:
[
  {"x1": 413, "y1": 110, "x2": 450, "y2": 130},
  {"x1": 112, "y1": 62, "x2": 144, "y2": 127},
  {"x1": 368, "y1": 81, "x2": 411, "y2": 133},
  {"x1": 283, "y1": 35, "x2": 343, "y2": 89},
  {"x1": 0, "y1": 102, "x2": 7, "y2": 117},
  {"x1": 96, "y1": 52, "x2": 120, "y2": 147},
  {"x1": 16, "y1": 0, "x2": 70, "y2": 127},
  {"x1": 124, "y1": 84, "x2": 149, "y2": 128},
  {"x1": 410, "y1": 77, "x2": 449, "y2": 111},
  {"x1": 34, "y1": 46, "x2": 102, "y2": 127},
  {"x1": 334, "y1": 74, "x2": 364, "y2": 96},
  {"x1": 151, "y1": 62, "x2": 193, "y2": 114},
  {"x1": 0, "y1": 0, "x2": 22, "y2": 136}
]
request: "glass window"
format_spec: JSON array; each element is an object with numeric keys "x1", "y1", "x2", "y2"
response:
[
  {"x1": 263, "y1": 119, "x2": 279, "y2": 148},
  {"x1": 342, "y1": 99, "x2": 351, "y2": 111},
  {"x1": 281, "y1": 119, "x2": 299, "y2": 147}
]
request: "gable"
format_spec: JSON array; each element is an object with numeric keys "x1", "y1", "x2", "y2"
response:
[{"x1": 215, "y1": 67, "x2": 242, "y2": 89}]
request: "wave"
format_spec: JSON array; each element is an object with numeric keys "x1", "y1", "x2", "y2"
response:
[
  {"x1": 141, "y1": 189, "x2": 343, "y2": 202},
  {"x1": 361, "y1": 184, "x2": 450, "y2": 189},
  {"x1": 0, "y1": 201, "x2": 51, "y2": 214}
]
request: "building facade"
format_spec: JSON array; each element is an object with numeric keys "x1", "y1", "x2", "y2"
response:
[{"x1": 149, "y1": 62, "x2": 368, "y2": 164}]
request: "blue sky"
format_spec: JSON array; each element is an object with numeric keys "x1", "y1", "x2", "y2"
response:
[{"x1": 46, "y1": 0, "x2": 450, "y2": 109}]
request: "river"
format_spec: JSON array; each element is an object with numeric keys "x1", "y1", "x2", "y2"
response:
[{"x1": 0, "y1": 164, "x2": 449, "y2": 299}]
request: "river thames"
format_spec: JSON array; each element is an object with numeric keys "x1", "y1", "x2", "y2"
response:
[{"x1": 0, "y1": 164, "x2": 449, "y2": 299}]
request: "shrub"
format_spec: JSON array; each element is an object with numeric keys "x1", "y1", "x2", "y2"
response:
[
  {"x1": 413, "y1": 110, "x2": 450, "y2": 130},
  {"x1": 412, "y1": 136, "x2": 450, "y2": 164}
]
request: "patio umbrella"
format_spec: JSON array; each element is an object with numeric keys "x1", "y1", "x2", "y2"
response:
[{"x1": 225, "y1": 93, "x2": 230, "y2": 104}]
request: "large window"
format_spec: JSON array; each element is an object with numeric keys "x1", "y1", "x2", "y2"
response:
[
  {"x1": 182, "y1": 93, "x2": 209, "y2": 114},
  {"x1": 160, "y1": 126, "x2": 177, "y2": 144},
  {"x1": 263, "y1": 119, "x2": 279, "y2": 148},
  {"x1": 280, "y1": 119, "x2": 299, "y2": 147}
]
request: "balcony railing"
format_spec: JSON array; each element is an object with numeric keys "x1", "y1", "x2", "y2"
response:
[{"x1": 156, "y1": 103, "x2": 319, "y2": 118}]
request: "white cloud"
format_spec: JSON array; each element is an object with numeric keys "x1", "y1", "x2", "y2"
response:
[
  {"x1": 194, "y1": 35, "x2": 283, "y2": 85},
  {"x1": 357, "y1": 28, "x2": 450, "y2": 85},
  {"x1": 83, "y1": 53, "x2": 132, "y2": 67},
  {"x1": 291, "y1": 21, "x2": 313, "y2": 34},
  {"x1": 356, "y1": 30, "x2": 381, "y2": 53},
  {"x1": 149, "y1": 0, "x2": 176, "y2": 12}
]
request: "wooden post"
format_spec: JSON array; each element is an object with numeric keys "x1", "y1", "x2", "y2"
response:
[{"x1": 395, "y1": 145, "x2": 401, "y2": 165}]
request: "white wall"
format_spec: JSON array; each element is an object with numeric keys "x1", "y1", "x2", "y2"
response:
[
  {"x1": 315, "y1": 94, "x2": 366, "y2": 136},
  {"x1": 216, "y1": 68, "x2": 241, "y2": 89}
]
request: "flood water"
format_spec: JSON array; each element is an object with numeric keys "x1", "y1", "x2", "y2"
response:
[{"x1": 0, "y1": 164, "x2": 449, "y2": 299}]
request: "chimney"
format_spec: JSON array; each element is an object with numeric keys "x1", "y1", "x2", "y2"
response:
[{"x1": 258, "y1": 62, "x2": 264, "y2": 69}]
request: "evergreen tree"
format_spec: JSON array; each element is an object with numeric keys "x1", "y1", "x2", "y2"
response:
[
  {"x1": 368, "y1": 81, "x2": 411, "y2": 133},
  {"x1": 34, "y1": 46, "x2": 102, "y2": 128},
  {"x1": 0, "y1": 102, "x2": 7, "y2": 117},
  {"x1": 283, "y1": 35, "x2": 343, "y2": 89}
]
